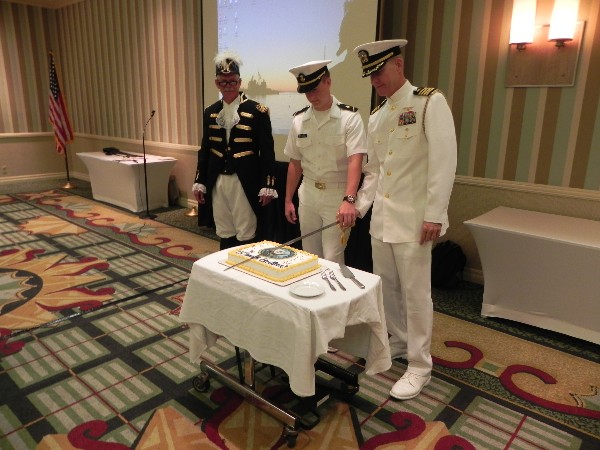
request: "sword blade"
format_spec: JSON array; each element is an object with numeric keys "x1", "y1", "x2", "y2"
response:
[{"x1": 224, "y1": 220, "x2": 339, "y2": 271}]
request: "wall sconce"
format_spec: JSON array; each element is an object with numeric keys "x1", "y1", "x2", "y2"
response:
[
  {"x1": 506, "y1": 20, "x2": 585, "y2": 87},
  {"x1": 506, "y1": 0, "x2": 584, "y2": 87},
  {"x1": 549, "y1": 0, "x2": 580, "y2": 47},
  {"x1": 509, "y1": 0, "x2": 536, "y2": 51}
]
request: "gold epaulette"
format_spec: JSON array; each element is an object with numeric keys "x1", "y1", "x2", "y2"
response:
[
  {"x1": 414, "y1": 87, "x2": 439, "y2": 96},
  {"x1": 338, "y1": 103, "x2": 358, "y2": 112},
  {"x1": 293, "y1": 106, "x2": 310, "y2": 117},
  {"x1": 371, "y1": 98, "x2": 387, "y2": 115},
  {"x1": 256, "y1": 103, "x2": 269, "y2": 113}
]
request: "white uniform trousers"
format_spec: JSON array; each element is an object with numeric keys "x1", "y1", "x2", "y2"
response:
[
  {"x1": 298, "y1": 182, "x2": 349, "y2": 264},
  {"x1": 211, "y1": 174, "x2": 257, "y2": 241},
  {"x1": 371, "y1": 238, "x2": 433, "y2": 376}
]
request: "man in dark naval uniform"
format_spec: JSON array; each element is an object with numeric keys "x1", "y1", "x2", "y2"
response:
[{"x1": 192, "y1": 50, "x2": 277, "y2": 250}]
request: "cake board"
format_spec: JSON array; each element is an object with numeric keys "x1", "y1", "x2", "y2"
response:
[{"x1": 218, "y1": 260, "x2": 323, "y2": 286}]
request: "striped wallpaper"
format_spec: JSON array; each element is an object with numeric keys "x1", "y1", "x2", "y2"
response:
[
  {"x1": 0, "y1": 3, "x2": 50, "y2": 133},
  {"x1": 1, "y1": 0, "x2": 599, "y2": 190},
  {"x1": 54, "y1": 0, "x2": 204, "y2": 145},
  {"x1": 396, "y1": 0, "x2": 600, "y2": 190},
  {"x1": 0, "y1": 0, "x2": 203, "y2": 145}
]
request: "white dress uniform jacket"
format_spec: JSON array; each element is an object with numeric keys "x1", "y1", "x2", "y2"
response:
[
  {"x1": 356, "y1": 81, "x2": 457, "y2": 242},
  {"x1": 284, "y1": 95, "x2": 367, "y2": 262},
  {"x1": 283, "y1": 96, "x2": 367, "y2": 183}
]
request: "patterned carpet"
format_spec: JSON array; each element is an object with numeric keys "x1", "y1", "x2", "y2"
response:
[{"x1": 0, "y1": 187, "x2": 598, "y2": 449}]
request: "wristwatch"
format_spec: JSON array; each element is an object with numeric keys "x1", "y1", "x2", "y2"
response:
[{"x1": 343, "y1": 195, "x2": 356, "y2": 204}]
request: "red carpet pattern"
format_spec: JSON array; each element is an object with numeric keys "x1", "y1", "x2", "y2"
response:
[
  {"x1": 0, "y1": 190, "x2": 598, "y2": 449},
  {"x1": 0, "y1": 190, "x2": 217, "y2": 336}
]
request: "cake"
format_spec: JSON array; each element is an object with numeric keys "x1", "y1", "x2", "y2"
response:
[{"x1": 226, "y1": 241, "x2": 319, "y2": 282}]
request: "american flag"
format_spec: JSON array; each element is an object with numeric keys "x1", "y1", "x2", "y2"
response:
[{"x1": 48, "y1": 52, "x2": 74, "y2": 154}]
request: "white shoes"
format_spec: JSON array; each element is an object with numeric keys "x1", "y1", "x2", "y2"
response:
[{"x1": 390, "y1": 372, "x2": 431, "y2": 400}]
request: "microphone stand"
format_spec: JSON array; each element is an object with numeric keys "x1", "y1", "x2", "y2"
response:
[{"x1": 139, "y1": 110, "x2": 157, "y2": 220}]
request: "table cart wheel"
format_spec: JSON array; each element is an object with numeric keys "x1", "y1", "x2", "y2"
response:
[
  {"x1": 192, "y1": 373, "x2": 210, "y2": 392},
  {"x1": 283, "y1": 425, "x2": 298, "y2": 448}
]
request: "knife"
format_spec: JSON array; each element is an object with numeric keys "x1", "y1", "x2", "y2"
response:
[{"x1": 339, "y1": 264, "x2": 365, "y2": 289}]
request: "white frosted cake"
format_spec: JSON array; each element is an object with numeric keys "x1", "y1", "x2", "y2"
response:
[{"x1": 226, "y1": 240, "x2": 319, "y2": 282}]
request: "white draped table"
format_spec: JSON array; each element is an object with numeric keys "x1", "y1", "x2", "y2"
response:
[
  {"x1": 77, "y1": 152, "x2": 176, "y2": 213},
  {"x1": 178, "y1": 248, "x2": 392, "y2": 398},
  {"x1": 465, "y1": 206, "x2": 600, "y2": 344}
]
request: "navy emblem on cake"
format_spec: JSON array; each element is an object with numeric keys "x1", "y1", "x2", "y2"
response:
[{"x1": 259, "y1": 247, "x2": 296, "y2": 259}]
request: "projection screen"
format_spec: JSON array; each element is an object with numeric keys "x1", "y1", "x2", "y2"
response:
[{"x1": 201, "y1": 0, "x2": 380, "y2": 160}]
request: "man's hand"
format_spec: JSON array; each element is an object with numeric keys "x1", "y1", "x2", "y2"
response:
[
  {"x1": 258, "y1": 188, "x2": 277, "y2": 206},
  {"x1": 192, "y1": 183, "x2": 206, "y2": 205},
  {"x1": 194, "y1": 190, "x2": 205, "y2": 205},
  {"x1": 259, "y1": 194, "x2": 273, "y2": 206},
  {"x1": 420, "y1": 221, "x2": 441, "y2": 244},
  {"x1": 284, "y1": 200, "x2": 297, "y2": 224},
  {"x1": 337, "y1": 201, "x2": 359, "y2": 229}
]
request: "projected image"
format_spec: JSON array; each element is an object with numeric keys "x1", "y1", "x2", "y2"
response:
[{"x1": 215, "y1": 0, "x2": 378, "y2": 134}]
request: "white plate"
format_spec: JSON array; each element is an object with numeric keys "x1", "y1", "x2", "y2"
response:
[{"x1": 290, "y1": 281, "x2": 324, "y2": 298}]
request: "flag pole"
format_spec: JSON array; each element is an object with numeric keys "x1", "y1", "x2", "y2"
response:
[
  {"x1": 62, "y1": 143, "x2": 75, "y2": 189},
  {"x1": 48, "y1": 50, "x2": 75, "y2": 188}
]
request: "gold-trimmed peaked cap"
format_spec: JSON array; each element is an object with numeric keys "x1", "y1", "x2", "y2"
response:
[
  {"x1": 289, "y1": 60, "x2": 332, "y2": 93},
  {"x1": 215, "y1": 50, "x2": 242, "y2": 76},
  {"x1": 354, "y1": 39, "x2": 408, "y2": 77}
]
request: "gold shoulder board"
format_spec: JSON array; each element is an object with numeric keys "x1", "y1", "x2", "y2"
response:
[
  {"x1": 293, "y1": 106, "x2": 310, "y2": 117},
  {"x1": 256, "y1": 103, "x2": 269, "y2": 113},
  {"x1": 338, "y1": 103, "x2": 358, "y2": 112},
  {"x1": 414, "y1": 87, "x2": 439, "y2": 96}
]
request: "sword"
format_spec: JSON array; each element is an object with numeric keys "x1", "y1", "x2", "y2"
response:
[{"x1": 224, "y1": 220, "x2": 339, "y2": 271}]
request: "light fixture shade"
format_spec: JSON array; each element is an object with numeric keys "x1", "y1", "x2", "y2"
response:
[
  {"x1": 549, "y1": 0, "x2": 579, "y2": 41},
  {"x1": 509, "y1": 0, "x2": 537, "y2": 44}
]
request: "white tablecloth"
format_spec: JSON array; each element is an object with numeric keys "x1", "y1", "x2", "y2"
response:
[
  {"x1": 77, "y1": 152, "x2": 176, "y2": 212},
  {"x1": 465, "y1": 206, "x2": 600, "y2": 344},
  {"x1": 178, "y1": 249, "x2": 392, "y2": 397}
]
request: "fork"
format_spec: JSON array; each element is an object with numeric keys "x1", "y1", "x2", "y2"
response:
[
  {"x1": 328, "y1": 269, "x2": 346, "y2": 291},
  {"x1": 321, "y1": 271, "x2": 336, "y2": 291}
]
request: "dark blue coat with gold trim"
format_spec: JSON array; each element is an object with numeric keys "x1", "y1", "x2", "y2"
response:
[{"x1": 195, "y1": 92, "x2": 276, "y2": 235}]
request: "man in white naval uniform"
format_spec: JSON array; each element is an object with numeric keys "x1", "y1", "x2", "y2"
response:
[
  {"x1": 353, "y1": 40, "x2": 457, "y2": 399},
  {"x1": 283, "y1": 60, "x2": 367, "y2": 264}
]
